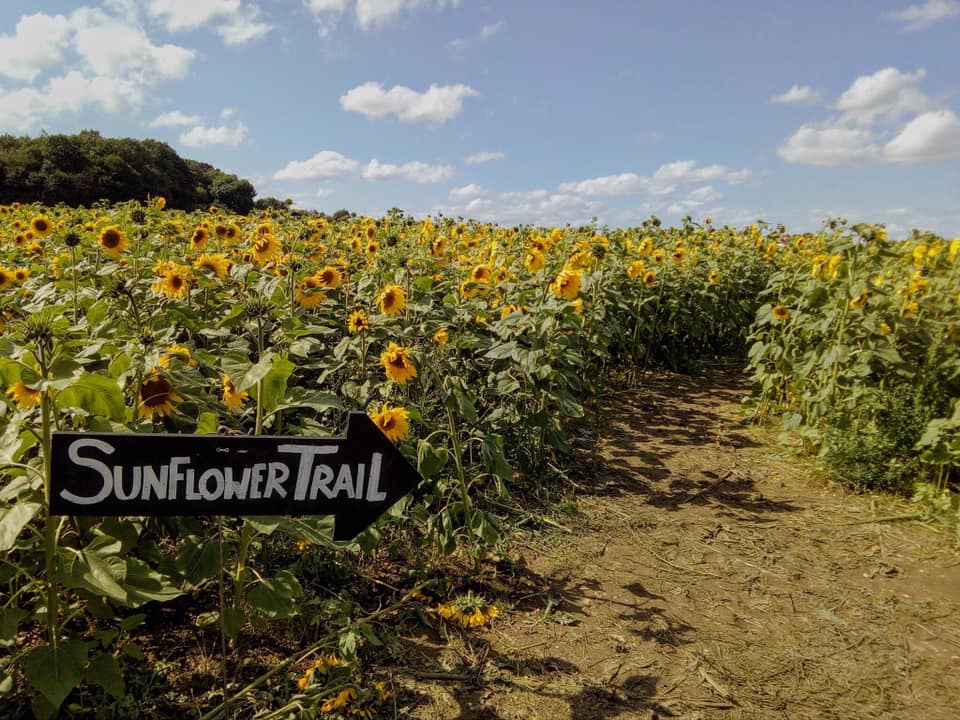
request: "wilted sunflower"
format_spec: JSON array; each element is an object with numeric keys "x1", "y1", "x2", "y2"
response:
[
  {"x1": 347, "y1": 310, "x2": 370, "y2": 334},
  {"x1": 31, "y1": 215, "x2": 52, "y2": 237},
  {"x1": 369, "y1": 403, "x2": 411, "y2": 442},
  {"x1": 222, "y1": 375, "x2": 249, "y2": 412},
  {"x1": 138, "y1": 372, "x2": 181, "y2": 420},
  {"x1": 550, "y1": 269, "x2": 581, "y2": 300},
  {"x1": 99, "y1": 225, "x2": 129, "y2": 256},
  {"x1": 771, "y1": 305, "x2": 790, "y2": 321},
  {"x1": 377, "y1": 284, "x2": 406, "y2": 315},
  {"x1": 194, "y1": 253, "x2": 231, "y2": 279},
  {"x1": 380, "y1": 342, "x2": 417, "y2": 384},
  {"x1": 251, "y1": 233, "x2": 281, "y2": 265},
  {"x1": 296, "y1": 276, "x2": 327, "y2": 309},
  {"x1": 6, "y1": 380, "x2": 41, "y2": 409},
  {"x1": 159, "y1": 344, "x2": 197, "y2": 369}
]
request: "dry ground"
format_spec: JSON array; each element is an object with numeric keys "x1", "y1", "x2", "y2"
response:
[{"x1": 394, "y1": 369, "x2": 960, "y2": 719}]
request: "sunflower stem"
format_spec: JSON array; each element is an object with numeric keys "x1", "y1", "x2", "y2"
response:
[{"x1": 40, "y1": 382, "x2": 59, "y2": 649}]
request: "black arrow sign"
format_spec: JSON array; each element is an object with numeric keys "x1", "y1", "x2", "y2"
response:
[{"x1": 50, "y1": 412, "x2": 422, "y2": 541}]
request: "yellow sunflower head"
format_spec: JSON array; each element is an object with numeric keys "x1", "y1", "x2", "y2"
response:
[
  {"x1": 369, "y1": 403, "x2": 411, "y2": 442},
  {"x1": 99, "y1": 225, "x2": 129, "y2": 256},
  {"x1": 347, "y1": 310, "x2": 370, "y2": 334},
  {"x1": 138, "y1": 372, "x2": 181, "y2": 420},
  {"x1": 380, "y1": 342, "x2": 417, "y2": 384},
  {"x1": 377, "y1": 284, "x2": 407, "y2": 315}
]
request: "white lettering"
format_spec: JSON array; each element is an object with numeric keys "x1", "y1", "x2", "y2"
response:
[
  {"x1": 185, "y1": 469, "x2": 201, "y2": 500},
  {"x1": 310, "y1": 464, "x2": 335, "y2": 499},
  {"x1": 278, "y1": 444, "x2": 339, "y2": 500},
  {"x1": 224, "y1": 467, "x2": 249, "y2": 500},
  {"x1": 332, "y1": 465, "x2": 354, "y2": 499},
  {"x1": 117, "y1": 467, "x2": 142, "y2": 501},
  {"x1": 365, "y1": 452, "x2": 386, "y2": 501},
  {"x1": 249, "y1": 463, "x2": 266, "y2": 499},
  {"x1": 61, "y1": 439, "x2": 117, "y2": 506},
  {"x1": 168, "y1": 456, "x2": 190, "y2": 499},
  {"x1": 140, "y1": 464, "x2": 168, "y2": 500},
  {"x1": 264, "y1": 462, "x2": 289, "y2": 499}
]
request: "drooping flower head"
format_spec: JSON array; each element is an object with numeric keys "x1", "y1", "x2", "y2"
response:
[
  {"x1": 369, "y1": 403, "x2": 411, "y2": 442},
  {"x1": 138, "y1": 372, "x2": 181, "y2": 420},
  {"x1": 380, "y1": 342, "x2": 417, "y2": 384},
  {"x1": 377, "y1": 284, "x2": 406, "y2": 315}
]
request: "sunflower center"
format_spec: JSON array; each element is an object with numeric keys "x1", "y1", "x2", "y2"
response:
[
  {"x1": 102, "y1": 230, "x2": 121, "y2": 248},
  {"x1": 141, "y1": 377, "x2": 172, "y2": 407}
]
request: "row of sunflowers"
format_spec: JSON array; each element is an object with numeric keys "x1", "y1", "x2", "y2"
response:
[{"x1": 0, "y1": 199, "x2": 954, "y2": 716}]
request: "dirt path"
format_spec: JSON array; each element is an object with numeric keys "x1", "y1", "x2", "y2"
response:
[{"x1": 397, "y1": 370, "x2": 960, "y2": 719}]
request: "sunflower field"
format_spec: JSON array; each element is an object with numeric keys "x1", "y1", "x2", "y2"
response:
[{"x1": 0, "y1": 199, "x2": 956, "y2": 717}]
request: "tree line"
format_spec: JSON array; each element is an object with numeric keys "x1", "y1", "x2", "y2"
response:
[{"x1": 0, "y1": 130, "x2": 259, "y2": 214}]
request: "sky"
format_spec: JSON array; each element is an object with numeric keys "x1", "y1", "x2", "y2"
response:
[{"x1": 1, "y1": 0, "x2": 959, "y2": 235}]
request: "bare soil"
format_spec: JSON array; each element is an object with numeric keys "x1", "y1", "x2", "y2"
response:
[{"x1": 395, "y1": 369, "x2": 960, "y2": 719}]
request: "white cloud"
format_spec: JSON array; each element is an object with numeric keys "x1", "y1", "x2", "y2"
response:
[
  {"x1": 316, "y1": 187, "x2": 335, "y2": 198},
  {"x1": 362, "y1": 159, "x2": 454, "y2": 183},
  {"x1": 834, "y1": 67, "x2": 927, "y2": 124},
  {"x1": 221, "y1": 107, "x2": 237, "y2": 119},
  {"x1": 179, "y1": 123, "x2": 249, "y2": 147},
  {"x1": 884, "y1": 110, "x2": 960, "y2": 162},
  {"x1": 446, "y1": 37, "x2": 469, "y2": 51},
  {"x1": 778, "y1": 67, "x2": 960, "y2": 165},
  {"x1": 305, "y1": 0, "x2": 461, "y2": 33},
  {"x1": 449, "y1": 184, "x2": 487, "y2": 201},
  {"x1": 0, "y1": 71, "x2": 144, "y2": 132},
  {"x1": 147, "y1": 0, "x2": 272, "y2": 44},
  {"x1": 771, "y1": 84, "x2": 822, "y2": 105},
  {"x1": 355, "y1": 0, "x2": 460, "y2": 31},
  {"x1": 479, "y1": 20, "x2": 504, "y2": 40},
  {"x1": 274, "y1": 150, "x2": 360, "y2": 180},
  {"x1": 0, "y1": 13, "x2": 71, "y2": 82},
  {"x1": 437, "y1": 188, "x2": 601, "y2": 225},
  {"x1": 72, "y1": 8, "x2": 195, "y2": 81},
  {"x1": 666, "y1": 186, "x2": 723, "y2": 214},
  {"x1": 340, "y1": 81, "x2": 478, "y2": 125},
  {"x1": 150, "y1": 110, "x2": 203, "y2": 127},
  {"x1": 559, "y1": 161, "x2": 752, "y2": 197},
  {"x1": 886, "y1": 0, "x2": 960, "y2": 30},
  {"x1": 464, "y1": 150, "x2": 504, "y2": 164}
]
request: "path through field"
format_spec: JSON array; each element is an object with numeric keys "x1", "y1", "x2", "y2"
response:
[{"x1": 399, "y1": 370, "x2": 960, "y2": 719}]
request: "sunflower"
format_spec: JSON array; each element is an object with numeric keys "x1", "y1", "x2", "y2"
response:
[
  {"x1": 190, "y1": 227, "x2": 210, "y2": 252},
  {"x1": 642, "y1": 270, "x2": 657, "y2": 288},
  {"x1": 31, "y1": 215, "x2": 52, "y2": 237},
  {"x1": 550, "y1": 269, "x2": 581, "y2": 300},
  {"x1": 707, "y1": 268, "x2": 721, "y2": 284},
  {"x1": 295, "y1": 276, "x2": 327, "y2": 309},
  {"x1": 224, "y1": 224, "x2": 240, "y2": 243},
  {"x1": 626, "y1": 260, "x2": 646, "y2": 280},
  {"x1": 347, "y1": 310, "x2": 370, "y2": 334},
  {"x1": 365, "y1": 240, "x2": 379, "y2": 257},
  {"x1": 771, "y1": 305, "x2": 790, "y2": 321},
  {"x1": 499, "y1": 304, "x2": 524, "y2": 320},
  {"x1": 154, "y1": 196, "x2": 166, "y2": 210},
  {"x1": 652, "y1": 247, "x2": 667, "y2": 264},
  {"x1": 251, "y1": 233, "x2": 281, "y2": 266},
  {"x1": 314, "y1": 265, "x2": 341, "y2": 289},
  {"x1": 380, "y1": 342, "x2": 417, "y2": 384},
  {"x1": 369, "y1": 403, "x2": 411, "y2": 442},
  {"x1": 849, "y1": 292, "x2": 868, "y2": 310},
  {"x1": 99, "y1": 225, "x2": 129, "y2": 256},
  {"x1": 377, "y1": 284, "x2": 406, "y2": 315},
  {"x1": 0, "y1": 266, "x2": 12, "y2": 291},
  {"x1": 432, "y1": 327, "x2": 449, "y2": 346},
  {"x1": 637, "y1": 237, "x2": 654, "y2": 256},
  {"x1": 138, "y1": 372, "x2": 182, "y2": 420},
  {"x1": 321, "y1": 688, "x2": 358, "y2": 714},
  {"x1": 157, "y1": 265, "x2": 191, "y2": 299},
  {"x1": 222, "y1": 375, "x2": 249, "y2": 412},
  {"x1": 470, "y1": 264, "x2": 493, "y2": 283},
  {"x1": 6, "y1": 380, "x2": 41, "y2": 409},
  {"x1": 194, "y1": 253, "x2": 231, "y2": 279},
  {"x1": 213, "y1": 224, "x2": 228, "y2": 239}
]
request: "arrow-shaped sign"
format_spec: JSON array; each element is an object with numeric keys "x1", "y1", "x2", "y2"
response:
[{"x1": 50, "y1": 413, "x2": 422, "y2": 541}]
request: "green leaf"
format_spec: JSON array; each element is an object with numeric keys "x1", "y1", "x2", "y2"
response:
[
  {"x1": 0, "y1": 608, "x2": 27, "y2": 648},
  {"x1": 0, "y1": 501, "x2": 41, "y2": 551},
  {"x1": 239, "y1": 353, "x2": 275, "y2": 392},
  {"x1": 0, "y1": 673, "x2": 13, "y2": 697},
  {"x1": 195, "y1": 411, "x2": 219, "y2": 435},
  {"x1": 123, "y1": 558, "x2": 184, "y2": 606},
  {"x1": 222, "y1": 607, "x2": 245, "y2": 639},
  {"x1": 62, "y1": 548, "x2": 128, "y2": 603},
  {"x1": 485, "y1": 341, "x2": 518, "y2": 360},
  {"x1": 268, "y1": 516, "x2": 335, "y2": 546},
  {"x1": 417, "y1": 440, "x2": 449, "y2": 480},
  {"x1": 247, "y1": 570, "x2": 303, "y2": 619},
  {"x1": 245, "y1": 517, "x2": 279, "y2": 535},
  {"x1": 255, "y1": 357, "x2": 295, "y2": 413},
  {"x1": 172, "y1": 534, "x2": 220, "y2": 588},
  {"x1": 55, "y1": 373, "x2": 125, "y2": 421},
  {"x1": 481, "y1": 435, "x2": 512, "y2": 483},
  {"x1": 84, "y1": 653, "x2": 124, "y2": 699},
  {"x1": 22, "y1": 639, "x2": 90, "y2": 711}
]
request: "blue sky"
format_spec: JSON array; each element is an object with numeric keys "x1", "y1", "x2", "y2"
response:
[{"x1": 1, "y1": 1, "x2": 959, "y2": 235}]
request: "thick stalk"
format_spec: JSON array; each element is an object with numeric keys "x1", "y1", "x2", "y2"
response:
[
  {"x1": 40, "y1": 390, "x2": 59, "y2": 649},
  {"x1": 444, "y1": 402, "x2": 477, "y2": 562}
]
